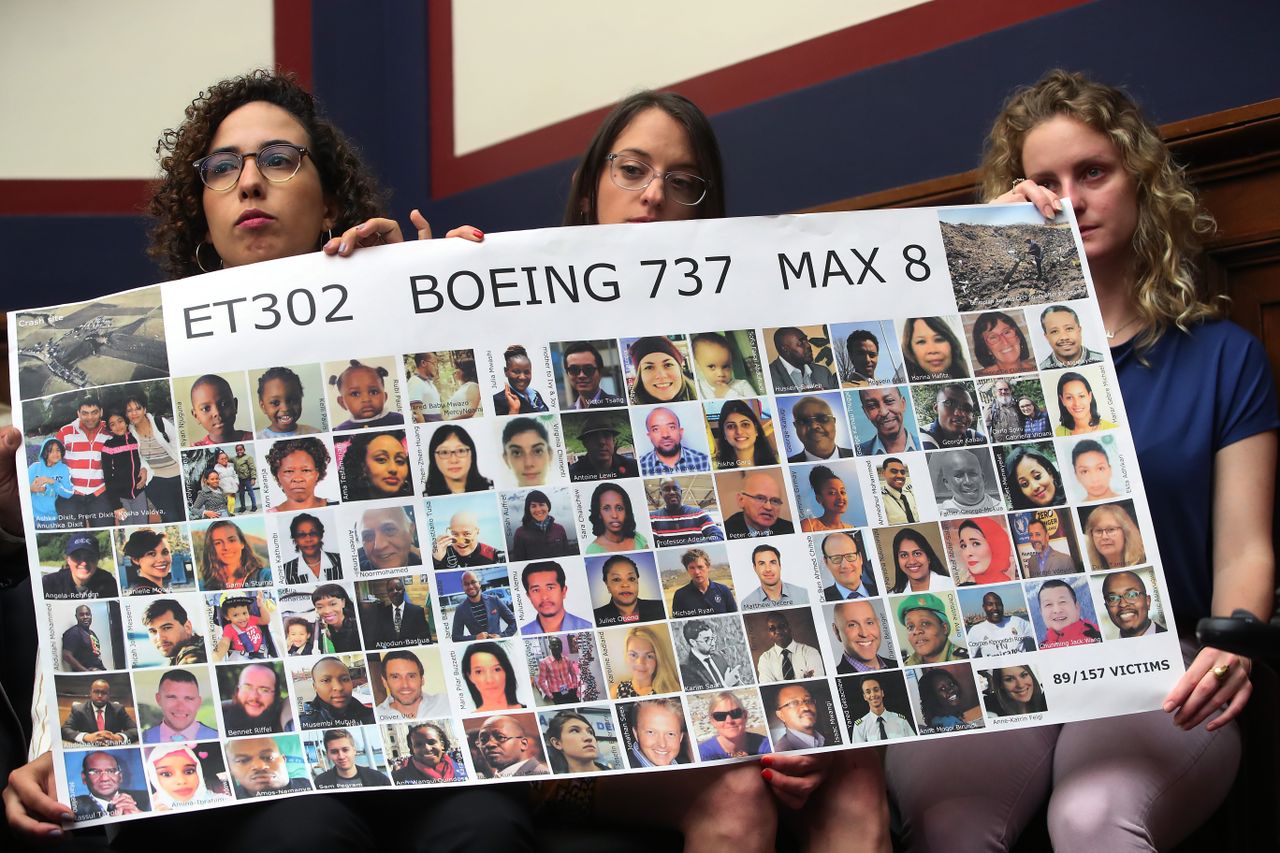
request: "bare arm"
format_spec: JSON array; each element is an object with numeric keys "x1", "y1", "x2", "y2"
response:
[{"x1": 1164, "y1": 431, "x2": 1277, "y2": 730}]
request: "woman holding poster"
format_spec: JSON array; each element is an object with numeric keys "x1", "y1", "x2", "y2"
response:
[
  {"x1": 4, "y1": 71, "x2": 535, "y2": 850},
  {"x1": 545, "y1": 90, "x2": 891, "y2": 853},
  {"x1": 887, "y1": 70, "x2": 1278, "y2": 852}
]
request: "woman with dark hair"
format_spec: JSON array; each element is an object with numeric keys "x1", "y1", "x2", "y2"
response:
[
  {"x1": 502, "y1": 417, "x2": 554, "y2": 487},
  {"x1": 563, "y1": 90, "x2": 725, "y2": 226},
  {"x1": 1003, "y1": 446, "x2": 1066, "y2": 510},
  {"x1": 800, "y1": 465, "x2": 851, "y2": 532},
  {"x1": 191, "y1": 469, "x2": 230, "y2": 520},
  {"x1": 1018, "y1": 396, "x2": 1051, "y2": 438},
  {"x1": 545, "y1": 711, "x2": 612, "y2": 774},
  {"x1": 987, "y1": 666, "x2": 1048, "y2": 717},
  {"x1": 889, "y1": 70, "x2": 1278, "y2": 853},
  {"x1": 461, "y1": 641, "x2": 523, "y2": 712},
  {"x1": 340, "y1": 430, "x2": 412, "y2": 501},
  {"x1": 1054, "y1": 371, "x2": 1116, "y2": 435},
  {"x1": 310, "y1": 583, "x2": 361, "y2": 654},
  {"x1": 493, "y1": 345, "x2": 549, "y2": 415},
  {"x1": 101, "y1": 410, "x2": 150, "y2": 525},
  {"x1": 888, "y1": 527, "x2": 953, "y2": 594},
  {"x1": 9, "y1": 70, "x2": 536, "y2": 851},
  {"x1": 265, "y1": 437, "x2": 334, "y2": 512},
  {"x1": 424, "y1": 424, "x2": 491, "y2": 495},
  {"x1": 148, "y1": 70, "x2": 398, "y2": 278},
  {"x1": 901, "y1": 317, "x2": 970, "y2": 381},
  {"x1": 444, "y1": 354, "x2": 482, "y2": 420},
  {"x1": 628, "y1": 336, "x2": 697, "y2": 404},
  {"x1": 953, "y1": 518, "x2": 1014, "y2": 586},
  {"x1": 125, "y1": 392, "x2": 184, "y2": 523},
  {"x1": 122, "y1": 529, "x2": 173, "y2": 594},
  {"x1": 713, "y1": 399, "x2": 778, "y2": 469},
  {"x1": 510, "y1": 489, "x2": 575, "y2": 560},
  {"x1": 555, "y1": 91, "x2": 887, "y2": 851},
  {"x1": 393, "y1": 723, "x2": 463, "y2": 784},
  {"x1": 585, "y1": 484, "x2": 648, "y2": 553},
  {"x1": 972, "y1": 312, "x2": 1037, "y2": 376},
  {"x1": 916, "y1": 669, "x2": 978, "y2": 732},
  {"x1": 199, "y1": 520, "x2": 269, "y2": 589}
]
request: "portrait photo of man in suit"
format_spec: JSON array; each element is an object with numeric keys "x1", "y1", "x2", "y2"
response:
[
  {"x1": 61, "y1": 678, "x2": 137, "y2": 746},
  {"x1": 71, "y1": 750, "x2": 149, "y2": 820},
  {"x1": 362, "y1": 577, "x2": 433, "y2": 648},
  {"x1": 768, "y1": 327, "x2": 837, "y2": 393},
  {"x1": 678, "y1": 619, "x2": 746, "y2": 691},
  {"x1": 785, "y1": 396, "x2": 853, "y2": 463}
]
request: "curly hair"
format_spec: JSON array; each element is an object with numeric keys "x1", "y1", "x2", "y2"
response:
[
  {"x1": 978, "y1": 69, "x2": 1219, "y2": 352},
  {"x1": 340, "y1": 430, "x2": 411, "y2": 501},
  {"x1": 266, "y1": 437, "x2": 331, "y2": 481},
  {"x1": 971, "y1": 311, "x2": 1032, "y2": 368},
  {"x1": 148, "y1": 69, "x2": 384, "y2": 279}
]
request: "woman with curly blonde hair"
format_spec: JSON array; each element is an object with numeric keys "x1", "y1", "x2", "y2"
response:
[
  {"x1": 1083, "y1": 502, "x2": 1145, "y2": 571},
  {"x1": 888, "y1": 69, "x2": 1278, "y2": 853}
]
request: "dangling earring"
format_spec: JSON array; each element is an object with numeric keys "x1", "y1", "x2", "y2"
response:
[
  {"x1": 323, "y1": 227, "x2": 334, "y2": 245},
  {"x1": 194, "y1": 242, "x2": 222, "y2": 273}
]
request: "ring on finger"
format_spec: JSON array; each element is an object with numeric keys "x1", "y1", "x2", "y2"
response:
[
  {"x1": 1011, "y1": 177, "x2": 1026, "y2": 187},
  {"x1": 1211, "y1": 661, "x2": 1233, "y2": 681}
]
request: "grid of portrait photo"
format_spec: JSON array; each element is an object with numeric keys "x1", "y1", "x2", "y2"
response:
[{"x1": 16, "y1": 225, "x2": 1172, "y2": 824}]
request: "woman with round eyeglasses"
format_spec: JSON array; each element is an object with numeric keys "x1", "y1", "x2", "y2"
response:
[
  {"x1": 697, "y1": 692, "x2": 771, "y2": 761},
  {"x1": 972, "y1": 311, "x2": 1037, "y2": 376},
  {"x1": 424, "y1": 424, "x2": 492, "y2": 495},
  {"x1": 5, "y1": 72, "x2": 535, "y2": 849},
  {"x1": 1084, "y1": 503, "x2": 1145, "y2": 570}
]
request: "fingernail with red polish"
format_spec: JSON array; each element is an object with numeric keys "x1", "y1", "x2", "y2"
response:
[
  {"x1": 760, "y1": 754, "x2": 773, "y2": 768},
  {"x1": 761, "y1": 768, "x2": 774, "y2": 782},
  {"x1": 473, "y1": 229, "x2": 484, "y2": 239}
]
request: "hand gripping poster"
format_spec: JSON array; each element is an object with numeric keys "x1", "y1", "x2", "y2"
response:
[{"x1": 10, "y1": 206, "x2": 1182, "y2": 825}]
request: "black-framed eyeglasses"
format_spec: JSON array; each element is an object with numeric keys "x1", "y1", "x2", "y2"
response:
[
  {"x1": 710, "y1": 708, "x2": 746, "y2": 722},
  {"x1": 605, "y1": 153, "x2": 708, "y2": 206},
  {"x1": 194, "y1": 143, "x2": 310, "y2": 191}
]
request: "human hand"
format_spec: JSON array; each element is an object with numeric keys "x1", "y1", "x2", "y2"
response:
[
  {"x1": 433, "y1": 533, "x2": 454, "y2": 561},
  {"x1": 724, "y1": 665, "x2": 743, "y2": 687},
  {"x1": 322, "y1": 217, "x2": 405, "y2": 257},
  {"x1": 1163, "y1": 645, "x2": 1252, "y2": 731},
  {"x1": 4, "y1": 752, "x2": 72, "y2": 839},
  {"x1": 405, "y1": 208, "x2": 484, "y2": 243},
  {"x1": 760, "y1": 752, "x2": 833, "y2": 810},
  {"x1": 109, "y1": 791, "x2": 139, "y2": 816},
  {"x1": 503, "y1": 386, "x2": 521, "y2": 413},
  {"x1": 989, "y1": 178, "x2": 1062, "y2": 220},
  {"x1": 0, "y1": 426, "x2": 23, "y2": 536}
]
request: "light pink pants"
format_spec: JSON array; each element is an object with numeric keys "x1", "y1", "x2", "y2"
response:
[{"x1": 887, "y1": 688, "x2": 1240, "y2": 851}]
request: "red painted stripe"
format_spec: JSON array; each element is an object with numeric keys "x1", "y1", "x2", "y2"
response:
[
  {"x1": 2, "y1": 0, "x2": 314, "y2": 216},
  {"x1": 430, "y1": 0, "x2": 1093, "y2": 197}
]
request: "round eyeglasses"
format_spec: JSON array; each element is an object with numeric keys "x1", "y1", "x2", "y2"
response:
[
  {"x1": 605, "y1": 154, "x2": 708, "y2": 206},
  {"x1": 194, "y1": 143, "x2": 310, "y2": 191}
]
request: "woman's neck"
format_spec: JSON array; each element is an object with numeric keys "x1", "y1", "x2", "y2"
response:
[
  {"x1": 1089, "y1": 252, "x2": 1143, "y2": 343},
  {"x1": 567, "y1": 757, "x2": 595, "y2": 773},
  {"x1": 133, "y1": 418, "x2": 153, "y2": 436},
  {"x1": 602, "y1": 530, "x2": 627, "y2": 544},
  {"x1": 736, "y1": 448, "x2": 754, "y2": 464},
  {"x1": 908, "y1": 576, "x2": 930, "y2": 592},
  {"x1": 615, "y1": 600, "x2": 637, "y2": 616}
]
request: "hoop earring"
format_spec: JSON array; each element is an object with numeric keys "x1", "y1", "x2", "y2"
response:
[{"x1": 194, "y1": 242, "x2": 222, "y2": 274}]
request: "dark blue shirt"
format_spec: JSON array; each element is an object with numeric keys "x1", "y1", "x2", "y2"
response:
[{"x1": 1112, "y1": 321, "x2": 1278, "y2": 627}]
